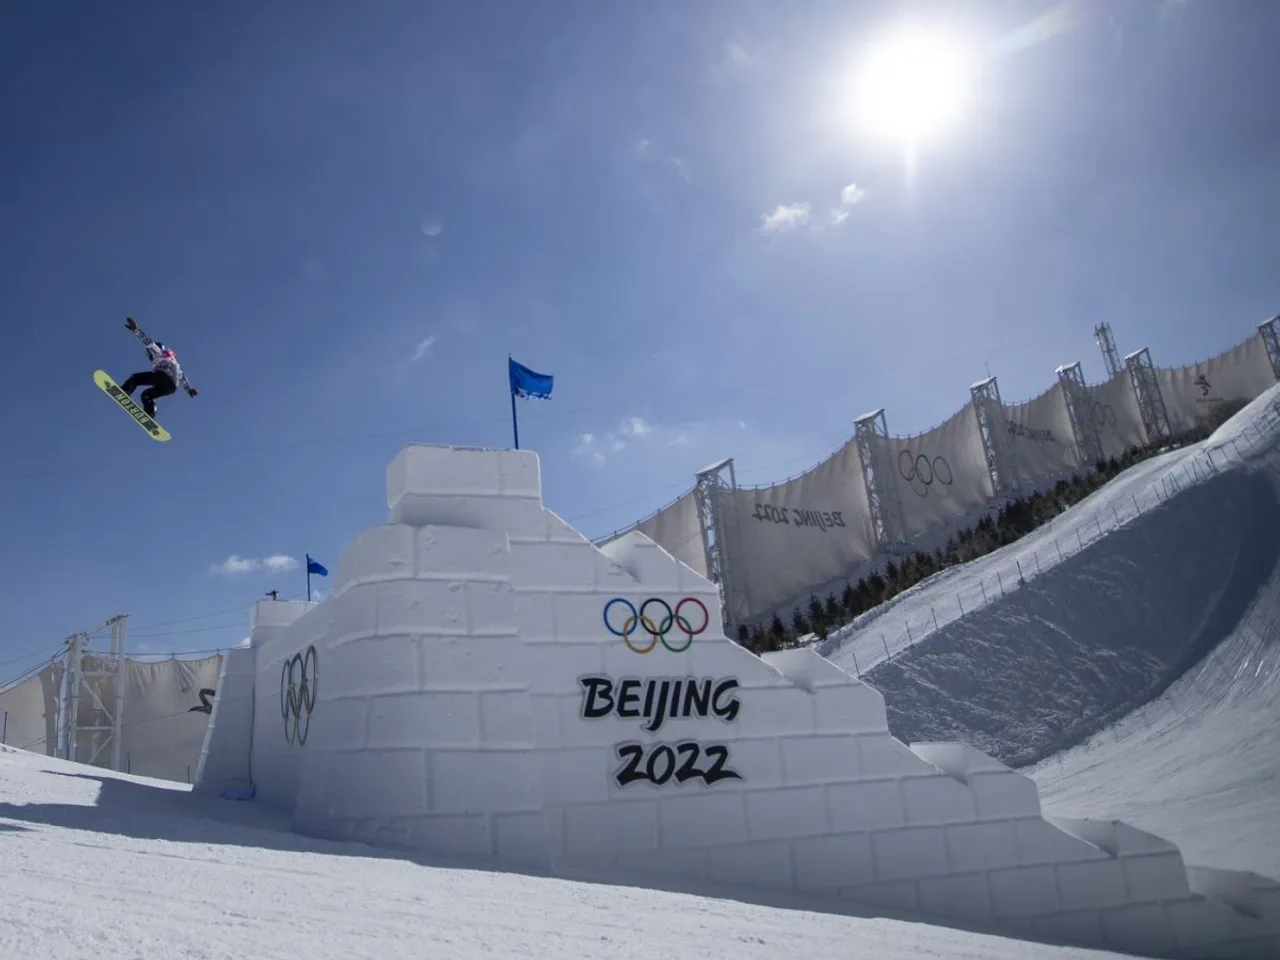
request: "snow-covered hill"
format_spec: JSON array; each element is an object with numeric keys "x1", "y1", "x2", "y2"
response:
[{"x1": 0, "y1": 745, "x2": 1122, "y2": 960}]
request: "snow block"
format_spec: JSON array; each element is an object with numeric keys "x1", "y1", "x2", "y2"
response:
[
  {"x1": 193, "y1": 442, "x2": 1280, "y2": 960},
  {"x1": 191, "y1": 646, "x2": 255, "y2": 797}
]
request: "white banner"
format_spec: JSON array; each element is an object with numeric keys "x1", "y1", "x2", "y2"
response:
[
  {"x1": 630, "y1": 490, "x2": 707, "y2": 578},
  {"x1": 0, "y1": 664, "x2": 62, "y2": 755},
  {"x1": 1157, "y1": 335, "x2": 1276, "y2": 434},
  {"x1": 1089, "y1": 372, "x2": 1147, "y2": 459},
  {"x1": 722, "y1": 438, "x2": 875, "y2": 621},
  {"x1": 1002, "y1": 383, "x2": 1079, "y2": 485},
  {"x1": 889, "y1": 405, "x2": 994, "y2": 538},
  {"x1": 118, "y1": 655, "x2": 223, "y2": 783}
]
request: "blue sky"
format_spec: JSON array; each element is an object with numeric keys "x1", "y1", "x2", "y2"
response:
[{"x1": 1, "y1": 0, "x2": 1276, "y2": 674}]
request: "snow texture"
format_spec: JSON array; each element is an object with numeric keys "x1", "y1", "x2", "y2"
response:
[
  {"x1": 0, "y1": 745, "x2": 1129, "y2": 960},
  {"x1": 185, "y1": 437, "x2": 1280, "y2": 958}
]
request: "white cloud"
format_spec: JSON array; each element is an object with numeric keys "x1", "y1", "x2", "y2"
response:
[
  {"x1": 573, "y1": 434, "x2": 607, "y2": 469},
  {"x1": 209, "y1": 554, "x2": 299, "y2": 576},
  {"x1": 419, "y1": 218, "x2": 444, "y2": 237},
  {"x1": 841, "y1": 182, "x2": 867, "y2": 206},
  {"x1": 727, "y1": 43, "x2": 754, "y2": 69},
  {"x1": 634, "y1": 139, "x2": 690, "y2": 182},
  {"x1": 829, "y1": 208, "x2": 850, "y2": 226},
  {"x1": 758, "y1": 202, "x2": 810, "y2": 234},
  {"x1": 408, "y1": 334, "x2": 437, "y2": 365},
  {"x1": 709, "y1": 40, "x2": 757, "y2": 86},
  {"x1": 572, "y1": 417, "x2": 694, "y2": 467}
]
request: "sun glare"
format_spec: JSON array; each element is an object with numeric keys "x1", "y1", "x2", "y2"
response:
[{"x1": 849, "y1": 22, "x2": 978, "y2": 149}]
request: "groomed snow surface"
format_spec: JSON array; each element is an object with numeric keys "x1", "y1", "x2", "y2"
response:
[
  {"x1": 3, "y1": 388, "x2": 1279, "y2": 959},
  {"x1": 0, "y1": 745, "x2": 1125, "y2": 960}
]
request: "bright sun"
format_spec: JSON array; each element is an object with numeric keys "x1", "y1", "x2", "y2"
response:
[{"x1": 848, "y1": 22, "x2": 978, "y2": 149}]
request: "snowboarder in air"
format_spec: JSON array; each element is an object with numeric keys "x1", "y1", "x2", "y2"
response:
[{"x1": 120, "y1": 317, "x2": 198, "y2": 417}]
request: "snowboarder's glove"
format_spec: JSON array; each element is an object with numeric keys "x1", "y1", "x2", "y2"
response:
[
  {"x1": 187, "y1": 388, "x2": 198, "y2": 398},
  {"x1": 124, "y1": 317, "x2": 137, "y2": 330}
]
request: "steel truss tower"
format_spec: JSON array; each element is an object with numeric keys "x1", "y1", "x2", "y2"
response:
[
  {"x1": 1056, "y1": 361, "x2": 1104, "y2": 468},
  {"x1": 853, "y1": 408, "x2": 907, "y2": 549},
  {"x1": 1095, "y1": 322, "x2": 1122, "y2": 379},
  {"x1": 693, "y1": 458, "x2": 744, "y2": 639},
  {"x1": 970, "y1": 377, "x2": 1015, "y2": 495},
  {"x1": 1258, "y1": 315, "x2": 1280, "y2": 381},
  {"x1": 61, "y1": 614, "x2": 128, "y2": 770},
  {"x1": 1124, "y1": 347, "x2": 1172, "y2": 444}
]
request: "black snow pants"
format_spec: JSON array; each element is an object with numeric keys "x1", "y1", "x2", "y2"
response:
[{"x1": 120, "y1": 370, "x2": 176, "y2": 416}]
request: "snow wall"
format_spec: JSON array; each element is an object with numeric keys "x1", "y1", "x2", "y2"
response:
[{"x1": 194, "y1": 442, "x2": 1280, "y2": 959}]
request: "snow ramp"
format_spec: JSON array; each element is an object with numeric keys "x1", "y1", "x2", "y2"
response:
[
  {"x1": 860, "y1": 436, "x2": 1280, "y2": 769},
  {"x1": 194, "y1": 441, "x2": 1280, "y2": 958},
  {"x1": 822, "y1": 386, "x2": 1280, "y2": 872}
]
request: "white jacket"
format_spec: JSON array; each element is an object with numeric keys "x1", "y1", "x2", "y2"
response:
[{"x1": 131, "y1": 324, "x2": 194, "y2": 392}]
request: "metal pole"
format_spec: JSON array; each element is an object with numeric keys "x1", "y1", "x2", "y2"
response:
[
  {"x1": 510, "y1": 382, "x2": 520, "y2": 450},
  {"x1": 2, "y1": 711, "x2": 6, "y2": 744},
  {"x1": 64, "y1": 633, "x2": 82, "y2": 762},
  {"x1": 111, "y1": 617, "x2": 126, "y2": 772}
]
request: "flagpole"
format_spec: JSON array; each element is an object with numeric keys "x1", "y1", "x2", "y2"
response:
[
  {"x1": 509, "y1": 354, "x2": 520, "y2": 450},
  {"x1": 511, "y1": 388, "x2": 520, "y2": 450},
  {"x1": 306, "y1": 553, "x2": 311, "y2": 602}
]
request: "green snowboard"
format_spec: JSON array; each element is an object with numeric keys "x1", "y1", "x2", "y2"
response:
[{"x1": 93, "y1": 369, "x2": 171, "y2": 442}]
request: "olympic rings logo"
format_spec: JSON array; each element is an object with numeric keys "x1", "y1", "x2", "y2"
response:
[
  {"x1": 898, "y1": 450, "x2": 953, "y2": 498},
  {"x1": 280, "y1": 644, "x2": 318, "y2": 747},
  {"x1": 603, "y1": 597, "x2": 709, "y2": 654},
  {"x1": 1092, "y1": 401, "x2": 1116, "y2": 428}
]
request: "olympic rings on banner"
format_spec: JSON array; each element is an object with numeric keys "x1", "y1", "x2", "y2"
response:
[
  {"x1": 898, "y1": 450, "x2": 953, "y2": 498},
  {"x1": 1093, "y1": 402, "x2": 1116, "y2": 428},
  {"x1": 603, "y1": 597, "x2": 709, "y2": 653},
  {"x1": 280, "y1": 644, "x2": 318, "y2": 747}
]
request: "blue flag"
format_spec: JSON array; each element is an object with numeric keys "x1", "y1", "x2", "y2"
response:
[
  {"x1": 306, "y1": 554, "x2": 328, "y2": 577},
  {"x1": 509, "y1": 357, "x2": 554, "y2": 400}
]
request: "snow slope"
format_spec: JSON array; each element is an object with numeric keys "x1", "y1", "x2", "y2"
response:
[
  {"x1": 818, "y1": 386, "x2": 1280, "y2": 882},
  {"x1": 0, "y1": 745, "x2": 1122, "y2": 960}
]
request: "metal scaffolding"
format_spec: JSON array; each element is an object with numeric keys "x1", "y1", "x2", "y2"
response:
[
  {"x1": 61, "y1": 614, "x2": 128, "y2": 770},
  {"x1": 1258, "y1": 315, "x2": 1280, "y2": 381},
  {"x1": 1095, "y1": 322, "x2": 1122, "y2": 379},
  {"x1": 970, "y1": 376, "x2": 1015, "y2": 495},
  {"x1": 853, "y1": 408, "x2": 907, "y2": 550},
  {"x1": 1124, "y1": 347, "x2": 1172, "y2": 444},
  {"x1": 693, "y1": 458, "x2": 743, "y2": 639},
  {"x1": 1056, "y1": 361, "x2": 1103, "y2": 468}
]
